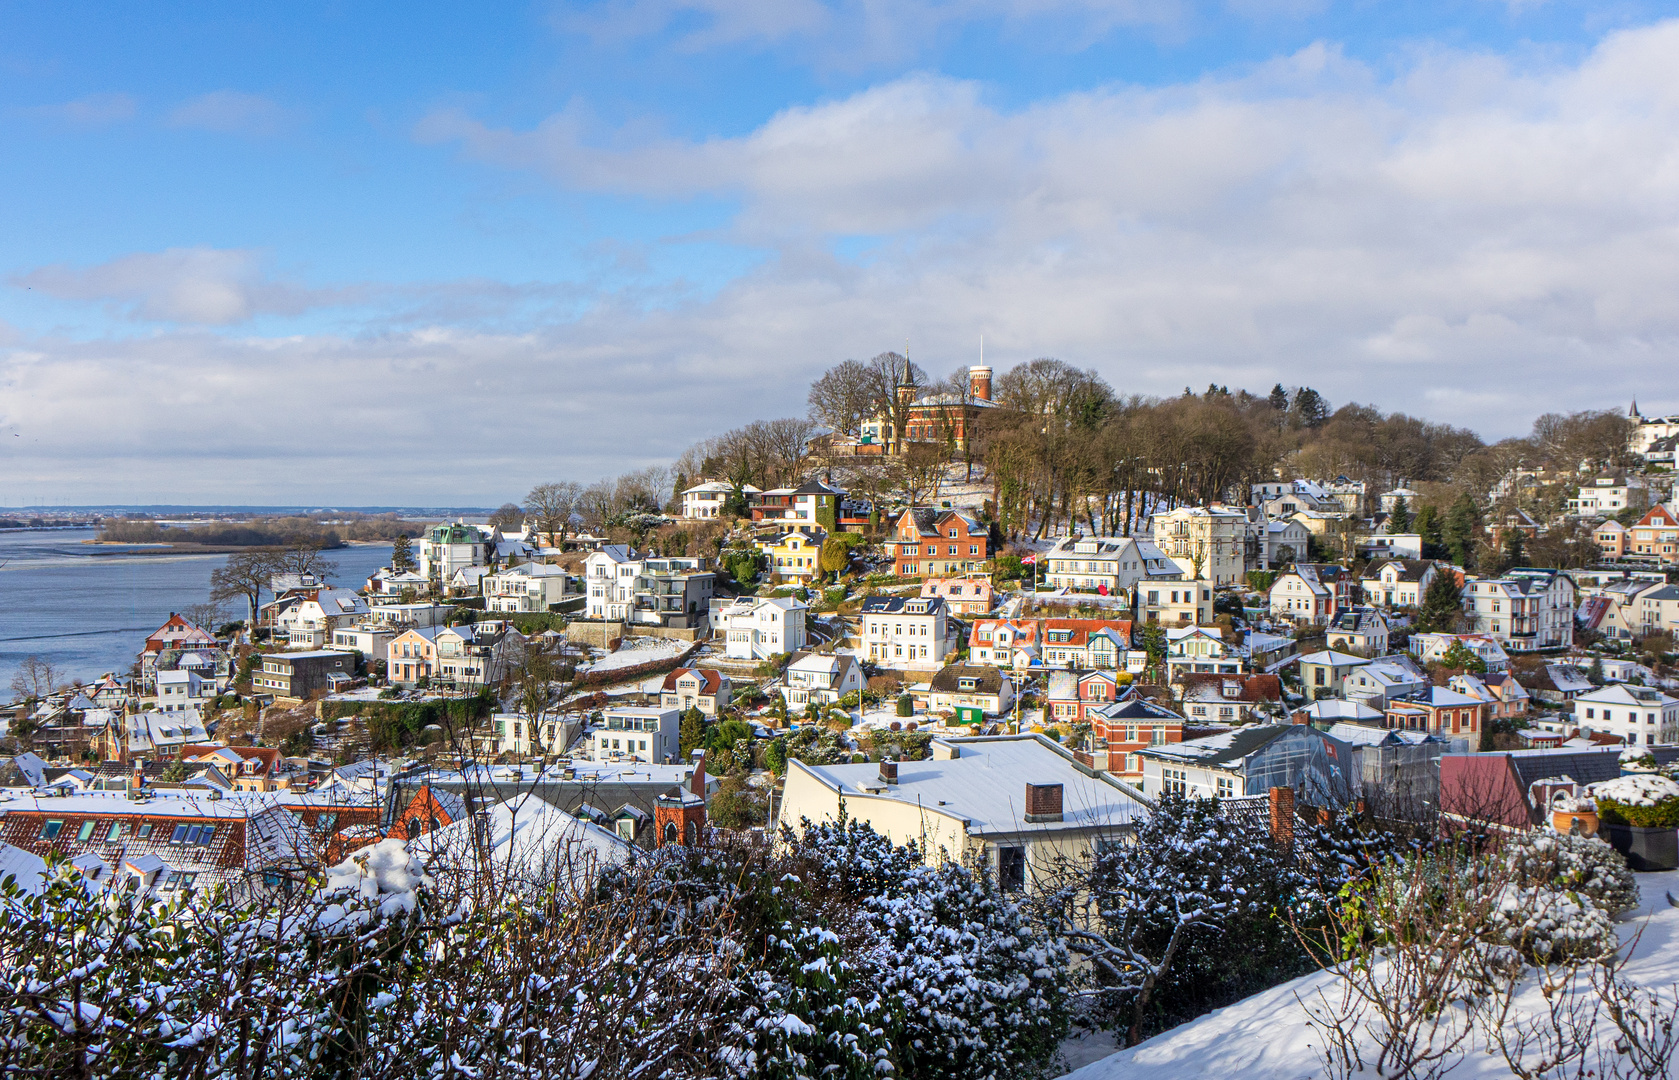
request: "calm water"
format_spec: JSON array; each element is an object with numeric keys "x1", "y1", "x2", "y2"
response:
[{"x1": 0, "y1": 529, "x2": 393, "y2": 691}]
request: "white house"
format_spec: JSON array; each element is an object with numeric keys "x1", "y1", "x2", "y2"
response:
[
  {"x1": 583, "y1": 546, "x2": 714, "y2": 628},
  {"x1": 271, "y1": 588, "x2": 371, "y2": 650},
  {"x1": 1359, "y1": 559, "x2": 1437, "y2": 609},
  {"x1": 1151, "y1": 505, "x2": 1250, "y2": 586},
  {"x1": 1408, "y1": 633, "x2": 1510, "y2": 672},
  {"x1": 709, "y1": 595, "x2": 807, "y2": 660},
  {"x1": 780, "y1": 652, "x2": 866, "y2": 711},
  {"x1": 329, "y1": 626, "x2": 395, "y2": 664},
  {"x1": 587, "y1": 707, "x2": 680, "y2": 763},
  {"x1": 1573, "y1": 684, "x2": 1679, "y2": 747},
  {"x1": 1341, "y1": 655, "x2": 1430, "y2": 708},
  {"x1": 155, "y1": 669, "x2": 215, "y2": 714},
  {"x1": 1256, "y1": 519, "x2": 1312, "y2": 570},
  {"x1": 482, "y1": 561, "x2": 572, "y2": 613},
  {"x1": 860, "y1": 595, "x2": 951, "y2": 669},
  {"x1": 1463, "y1": 568, "x2": 1576, "y2": 651},
  {"x1": 1268, "y1": 564, "x2": 1352, "y2": 625},
  {"x1": 680, "y1": 480, "x2": 760, "y2": 520},
  {"x1": 1326, "y1": 609, "x2": 1389, "y2": 657},
  {"x1": 1165, "y1": 627, "x2": 1245, "y2": 677},
  {"x1": 1039, "y1": 535, "x2": 1182, "y2": 599}
]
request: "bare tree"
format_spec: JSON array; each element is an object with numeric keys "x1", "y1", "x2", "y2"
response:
[
  {"x1": 488, "y1": 502, "x2": 524, "y2": 530},
  {"x1": 182, "y1": 600, "x2": 228, "y2": 634},
  {"x1": 756, "y1": 418, "x2": 819, "y2": 486},
  {"x1": 10, "y1": 656, "x2": 61, "y2": 702},
  {"x1": 210, "y1": 550, "x2": 277, "y2": 628},
  {"x1": 524, "y1": 481, "x2": 582, "y2": 546},
  {"x1": 807, "y1": 358, "x2": 879, "y2": 437},
  {"x1": 271, "y1": 541, "x2": 339, "y2": 582}
]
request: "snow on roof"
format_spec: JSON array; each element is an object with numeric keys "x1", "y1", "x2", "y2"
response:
[
  {"x1": 794, "y1": 734, "x2": 1145, "y2": 835},
  {"x1": 1297, "y1": 650, "x2": 1370, "y2": 666},
  {"x1": 415, "y1": 792, "x2": 633, "y2": 894},
  {"x1": 0, "y1": 842, "x2": 49, "y2": 895}
]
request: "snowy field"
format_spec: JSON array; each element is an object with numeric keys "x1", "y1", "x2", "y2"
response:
[
  {"x1": 1060, "y1": 870, "x2": 1679, "y2": 1080},
  {"x1": 578, "y1": 637, "x2": 688, "y2": 674}
]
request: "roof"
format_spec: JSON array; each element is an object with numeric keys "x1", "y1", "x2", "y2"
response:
[
  {"x1": 860, "y1": 595, "x2": 946, "y2": 616},
  {"x1": 661, "y1": 667, "x2": 724, "y2": 695},
  {"x1": 1296, "y1": 699, "x2": 1385, "y2": 722},
  {"x1": 1494, "y1": 747, "x2": 1626, "y2": 791},
  {"x1": 929, "y1": 664, "x2": 1007, "y2": 694},
  {"x1": 413, "y1": 792, "x2": 633, "y2": 893},
  {"x1": 792, "y1": 734, "x2": 1146, "y2": 835},
  {"x1": 1090, "y1": 692, "x2": 1184, "y2": 722},
  {"x1": 1297, "y1": 650, "x2": 1370, "y2": 667},
  {"x1": 1361, "y1": 558, "x2": 1435, "y2": 583},
  {"x1": 1141, "y1": 724, "x2": 1296, "y2": 767},
  {"x1": 0, "y1": 842, "x2": 49, "y2": 895},
  {"x1": 1176, "y1": 673, "x2": 1283, "y2": 704},
  {"x1": 1573, "y1": 683, "x2": 1679, "y2": 708},
  {"x1": 1326, "y1": 723, "x2": 1441, "y2": 747}
]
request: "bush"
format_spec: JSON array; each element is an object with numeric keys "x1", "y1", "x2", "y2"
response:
[
  {"x1": 1594, "y1": 774, "x2": 1679, "y2": 828},
  {"x1": 1486, "y1": 884, "x2": 1620, "y2": 964},
  {"x1": 1502, "y1": 830, "x2": 1640, "y2": 918},
  {"x1": 896, "y1": 693, "x2": 914, "y2": 717}
]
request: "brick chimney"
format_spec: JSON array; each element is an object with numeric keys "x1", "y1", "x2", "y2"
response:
[
  {"x1": 878, "y1": 758, "x2": 898, "y2": 785},
  {"x1": 689, "y1": 748, "x2": 707, "y2": 797},
  {"x1": 1268, "y1": 786, "x2": 1295, "y2": 850},
  {"x1": 969, "y1": 365, "x2": 992, "y2": 402},
  {"x1": 131, "y1": 760, "x2": 145, "y2": 793},
  {"x1": 1024, "y1": 782, "x2": 1063, "y2": 823}
]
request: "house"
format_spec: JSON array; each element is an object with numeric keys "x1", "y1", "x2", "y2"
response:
[
  {"x1": 365, "y1": 602, "x2": 449, "y2": 630},
  {"x1": 1176, "y1": 673, "x2": 1283, "y2": 723},
  {"x1": 155, "y1": 668, "x2": 216, "y2": 715},
  {"x1": 757, "y1": 531, "x2": 825, "y2": 585},
  {"x1": 143, "y1": 614, "x2": 218, "y2": 655},
  {"x1": 1440, "y1": 746, "x2": 1625, "y2": 830},
  {"x1": 1626, "y1": 584, "x2": 1679, "y2": 638},
  {"x1": 1594, "y1": 519, "x2": 1630, "y2": 558},
  {"x1": 388, "y1": 785, "x2": 470, "y2": 842},
  {"x1": 1325, "y1": 609, "x2": 1389, "y2": 657},
  {"x1": 490, "y1": 712, "x2": 583, "y2": 759},
  {"x1": 1408, "y1": 633, "x2": 1511, "y2": 672},
  {"x1": 860, "y1": 595, "x2": 951, "y2": 669},
  {"x1": 271, "y1": 588, "x2": 371, "y2": 650},
  {"x1": 1297, "y1": 649, "x2": 1371, "y2": 698},
  {"x1": 927, "y1": 664, "x2": 1015, "y2": 719},
  {"x1": 586, "y1": 708, "x2": 680, "y2": 764},
  {"x1": 660, "y1": 667, "x2": 733, "y2": 717},
  {"x1": 1357, "y1": 534, "x2": 1424, "y2": 561},
  {"x1": 1519, "y1": 663, "x2": 1596, "y2": 705},
  {"x1": 1039, "y1": 535, "x2": 1181, "y2": 599},
  {"x1": 1462, "y1": 567, "x2": 1576, "y2": 651},
  {"x1": 583, "y1": 546, "x2": 714, "y2": 627},
  {"x1": 708, "y1": 595, "x2": 807, "y2": 660},
  {"x1": 1359, "y1": 559, "x2": 1437, "y2": 609},
  {"x1": 1165, "y1": 627, "x2": 1244, "y2": 676},
  {"x1": 884, "y1": 507, "x2": 990, "y2": 579},
  {"x1": 1040, "y1": 619, "x2": 1133, "y2": 670},
  {"x1": 1151, "y1": 505, "x2": 1250, "y2": 586},
  {"x1": 481, "y1": 562, "x2": 572, "y2": 613},
  {"x1": 858, "y1": 366, "x2": 1000, "y2": 454},
  {"x1": 1139, "y1": 724, "x2": 1358, "y2": 805},
  {"x1": 1268, "y1": 564, "x2": 1353, "y2": 625},
  {"x1": 251, "y1": 651, "x2": 354, "y2": 702},
  {"x1": 1046, "y1": 670, "x2": 1124, "y2": 724},
  {"x1": 1579, "y1": 577, "x2": 1669, "y2": 640},
  {"x1": 177, "y1": 745, "x2": 295, "y2": 793},
  {"x1": 1383, "y1": 685, "x2": 1485, "y2": 739},
  {"x1": 1087, "y1": 693, "x2": 1188, "y2": 781},
  {"x1": 1326, "y1": 724, "x2": 1447, "y2": 817},
  {"x1": 1137, "y1": 580, "x2": 1213, "y2": 627},
  {"x1": 433, "y1": 622, "x2": 525, "y2": 689},
  {"x1": 1255, "y1": 519, "x2": 1312, "y2": 570},
  {"x1": 1291, "y1": 698, "x2": 1386, "y2": 727},
  {"x1": 365, "y1": 566, "x2": 430, "y2": 598},
  {"x1": 0, "y1": 791, "x2": 379, "y2": 896},
  {"x1": 1567, "y1": 472, "x2": 1646, "y2": 518},
  {"x1": 777, "y1": 734, "x2": 1147, "y2": 892},
  {"x1": 967, "y1": 619, "x2": 1039, "y2": 669},
  {"x1": 1449, "y1": 672, "x2": 1531, "y2": 722},
  {"x1": 329, "y1": 626, "x2": 395, "y2": 665},
  {"x1": 1378, "y1": 484, "x2": 1423, "y2": 515},
  {"x1": 1252, "y1": 479, "x2": 1341, "y2": 517},
  {"x1": 920, "y1": 576, "x2": 994, "y2": 615},
  {"x1": 419, "y1": 522, "x2": 502, "y2": 586},
  {"x1": 780, "y1": 652, "x2": 865, "y2": 712},
  {"x1": 386, "y1": 627, "x2": 440, "y2": 686},
  {"x1": 1341, "y1": 655, "x2": 1431, "y2": 708},
  {"x1": 750, "y1": 479, "x2": 844, "y2": 534},
  {"x1": 680, "y1": 480, "x2": 760, "y2": 520},
  {"x1": 1572, "y1": 684, "x2": 1679, "y2": 747}
]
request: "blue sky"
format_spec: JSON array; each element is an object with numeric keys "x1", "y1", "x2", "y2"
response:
[{"x1": 1, "y1": 1, "x2": 1676, "y2": 503}]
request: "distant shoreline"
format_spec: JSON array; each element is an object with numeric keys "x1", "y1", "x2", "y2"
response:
[{"x1": 77, "y1": 540, "x2": 374, "y2": 557}]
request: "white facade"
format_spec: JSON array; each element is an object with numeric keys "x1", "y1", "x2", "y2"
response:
[
  {"x1": 1151, "y1": 505, "x2": 1249, "y2": 586},
  {"x1": 1039, "y1": 535, "x2": 1181, "y2": 597},
  {"x1": 680, "y1": 481, "x2": 759, "y2": 519},
  {"x1": 1568, "y1": 474, "x2": 1645, "y2": 517},
  {"x1": 272, "y1": 588, "x2": 371, "y2": 649},
  {"x1": 587, "y1": 707, "x2": 680, "y2": 763},
  {"x1": 155, "y1": 669, "x2": 214, "y2": 714},
  {"x1": 330, "y1": 627, "x2": 395, "y2": 663},
  {"x1": 1463, "y1": 568, "x2": 1575, "y2": 652},
  {"x1": 860, "y1": 596, "x2": 950, "y2": 669},
  {"x1": 583, "y1": 546, "x2": 714, "y2": 627},
  {"x1": 482, "y1": 561, "x2": 572, "y2": 613},
  {"x1": 1573, "y1": 684, "x2": 1679, "y2": 747},
  {"x1": 710, "y1": 595, "x2": 807, "y2": 660},
  {"x1": 780, "y1": 652, "x2": 865, "y2": 710}
]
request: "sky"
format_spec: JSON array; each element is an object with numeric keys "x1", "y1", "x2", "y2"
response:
[{"x1": 2, "y1": 1, "x2": 1678, "y2": 505}]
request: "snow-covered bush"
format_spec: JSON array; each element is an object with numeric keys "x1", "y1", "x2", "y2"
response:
[
  {"x1": 1501, "y1": 830, "x2": 1639, "y2": 918},
  {"x1": 1592, "y1": 773, "x2": 1679, "y2": 828},
  {"x1": 1484, "y1": 883, "x2": 1620, "y2": 964}
]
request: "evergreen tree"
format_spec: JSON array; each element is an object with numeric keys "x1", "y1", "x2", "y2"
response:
[
  {"x1": 1414, "y1": 503, "x2": 1445, "y2": 559},
  {"x1": 1502, "y1": 528, "x2": 1527, "y2": 571},
  {"x1": 1386, "y1": 496, "x2": 1413, "y2": 535},
  {"x1": 678, "y1": 707, "x2": 705, "y2": 757},
  {"x1": 1415, "y1": 572, "x2": 1464, "y2": 633},
  {"x1": 1267, "y1": 383, "x2": 1289, "y2": 412},
  {"x1": 1290, "y1": 387, "x2": 1329, "y2": 429},
  {"x1": 1443, "y1": 493, "x2": 1481, "y2": 569},
  {"x1": 391, "y1": 533, "x2": 416, "y2": 573}
]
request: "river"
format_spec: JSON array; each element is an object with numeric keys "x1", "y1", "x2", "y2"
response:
[{"x1": 0, "y1": 529, "x2": 394, "y2": 693}]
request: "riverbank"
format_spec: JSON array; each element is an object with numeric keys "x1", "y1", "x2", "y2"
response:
[{"x1": 79, "y1": 540, "x2": 352, "y2": 557}]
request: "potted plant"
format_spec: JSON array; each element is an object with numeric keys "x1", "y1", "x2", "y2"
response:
[
  {"x1": 1549, "y1": 791, "x2": 1599, "y2": 838},
  {"x1": 1591, "y1": 774, "x2": 1679, "y2": 872}
]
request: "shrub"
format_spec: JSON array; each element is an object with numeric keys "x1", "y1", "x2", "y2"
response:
[
  {"x1": 1593, "y1": 774, "x2": 1679, "y2": 828},
  {"x1": 896, "y1": 693, "x2": 914, "y2": 717},
  {"x1": 1486, "y1": 883, "x2": 1620, "y2": 964},
  {"x1": 1502, "y1": 831, "x2": 1640, "y2": 918}
]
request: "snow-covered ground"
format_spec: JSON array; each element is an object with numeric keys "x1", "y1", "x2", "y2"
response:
[
  {"x1": 578, "y1": 638, "x2": 688, "y2": 674},
  {"x1": 1060, "y1": 871, "x2": 1679, "y2": 1080}
]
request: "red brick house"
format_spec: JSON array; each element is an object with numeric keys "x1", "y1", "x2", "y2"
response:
[
  {"x1": 884, "y1": 508, "x2": 990, "y2": 578},
  {"x1": 386, "y1": 785, "x2": 469, "y2": 842},
  {"x1": 1086, "y1": 693, "x2": 1187, "y2": 782},
  {"x1": 1046, "y1": 670, "x2": 1125, "y2": 723}
]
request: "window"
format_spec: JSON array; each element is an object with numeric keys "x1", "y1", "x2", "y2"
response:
[
  {"x1": 171, "y1": 824, "x2": 191, "y2": 844},
  {"x1": 107, "y1": 822, "x2": 125, "y2": 842},
  {"x1": 1216, "y1": 777, "x2": 1234, "y2": 798},
  {"x1": 77, "y1": 820, "x2": 97, "y2": 842},
  {"x1": 998, "y1": 846, "x2": 1026, "y2": 892},
  {"x1": 137, "y1": 823, "x2": 153, "y2": 839},
  {"x1": 40, "y1": 819, "x2": 64, "y2": 840}
]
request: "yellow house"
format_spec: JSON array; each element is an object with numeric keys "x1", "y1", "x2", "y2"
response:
[
  {"x1": 776, "y1": 734, "x2": 1147, "y2": 893},
  {"x1": 756, "y1": 530, "x2": 824, "y2": 584}
]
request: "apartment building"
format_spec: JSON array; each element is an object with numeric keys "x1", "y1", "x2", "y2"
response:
[{"x1": 1151, "y1": 505, "x2": 1250, "y2": 586}]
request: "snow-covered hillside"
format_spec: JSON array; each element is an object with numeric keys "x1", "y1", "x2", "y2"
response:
[{"x1": 1062, "y1": 871, "x2": 1679, "y2": 1080}]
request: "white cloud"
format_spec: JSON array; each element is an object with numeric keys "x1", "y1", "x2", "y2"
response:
[
  {"x1": 18, "y1": 92, "x2": 138, "y2": 125},
  {"x1": 167, "y1": 90, "x2": 292, "y2": 136},
  {"x1": 12, "y1": 248, "x2": 355, "y2": 325}
]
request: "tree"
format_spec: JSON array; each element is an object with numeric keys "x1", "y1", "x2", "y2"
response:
[
  {"x1": 271, "y1": 541, "x2": 338, "y2": 583},
  {"x1": 679, "y1": 708, "x2": 705, "y2": 758},
  {"x1": 1267, "y1": 384, "x2": 1289, "y2": 413},
  {"x1": 391, "y1": 533, "x2": 417, "y2": 573},
  {"x1": 890, "y1": 443, "x2": 949, "y2": 507},
  {"x1": 1290, "y1": 387, "x2": 1329, "y2": 429},
  {"x1": 210, "y1": 550, "x2": 277, "y2": 628},
  {"x1": 488, "y1": 503, "x2": 524, "y2": 530},
  {"x1": 818, "y1": 537, "x2": 850, "y2": 581},
  {"x1": 765, "y1": 736, "x2": 789, "y2": 775},
  {"x1": 1415, "y1": 572, "x2": 1465, "y2": 633},
  {"x1": 514, "y1": 648, "x2": 566, "y2": 749},
  {"x1": 523, "y1": 481, "x2": 582, "y2": 546},
  {"x1": 181, "y1": 600, "x2": 227, "y2": 635},
  {"x1": 807, "y1": 358, "x2": 880, "y2": 437},
  {"x1": 10, "y1": 656, "x2": 61, "y2": 702},
  {"x1": 1439, "y1": 639, "x2": 1487, "y2": 674},
  {"x1": 1386, "y1": 496, "x2": 1412, "y2": 535},
  {"x1": 1443, "y1": 493, "x2": 1481, "y2": 569},
  {"x1": 1500, "y1": 528, "x2": 1526, "y2": 571},
  {"x1": 1414, "y1": 503, "x2": 1445, "y2": 559},
  {"x1": 1139, "y1": 622, "x2": 1168, "y2": 667}
]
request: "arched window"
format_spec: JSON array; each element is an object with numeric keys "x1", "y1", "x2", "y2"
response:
[
  {"x1": 685, "y1": 820, "x2": 698, "y2": 846},
  {"x1": 663, "y1": 821, "x2": 678, "y2": 845},
  {"x1": 429, "y1": 815, "x2": 440, "y2": 834},
  {"x1": 406, "y1": 818, "x2": 421, "y2": 840}
]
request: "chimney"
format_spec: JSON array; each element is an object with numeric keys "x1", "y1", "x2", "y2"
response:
[
  {"x1": 131, "y1": 760, "x2": 144, "y2": 793},
  {"x1": 1268, "y1": 786, "x2": 1295, "y2": 850},
  {"x1": 689, "y1": 749, "x2": 707, "y2": 797},
  {"x1": 878, "y1": 758, "x2": 899, "y2": 785},
  {"x1": 969, "y1": 365, "x2": 992, "y2": 402},
  {"x1": 1024, "y1": 782, "x2": 1063, "y2": 823}
]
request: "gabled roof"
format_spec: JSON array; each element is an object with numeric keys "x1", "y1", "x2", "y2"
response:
[
  {"x1": 1141, "y1": 724, "x2": 1294, "y2": 767},
  {"x1": 1090, "y1": 692, "x2": 1184, "y2": 723},
  {"x1": 929, "y1": 664, "x2": 1007, "y2": 694},
  {"x1": 860, "y1": 595, "x2": 945, "y2": 616},
  {"x1": 1177, "y1": 673, "x2": 1282, "y2": 703},
  {"x1": 662, "y1": 667, "x2": 724, "y2": 695},
  {"x1": 1361, "y1": 559, "x2": 1435, "y2": 583}
]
